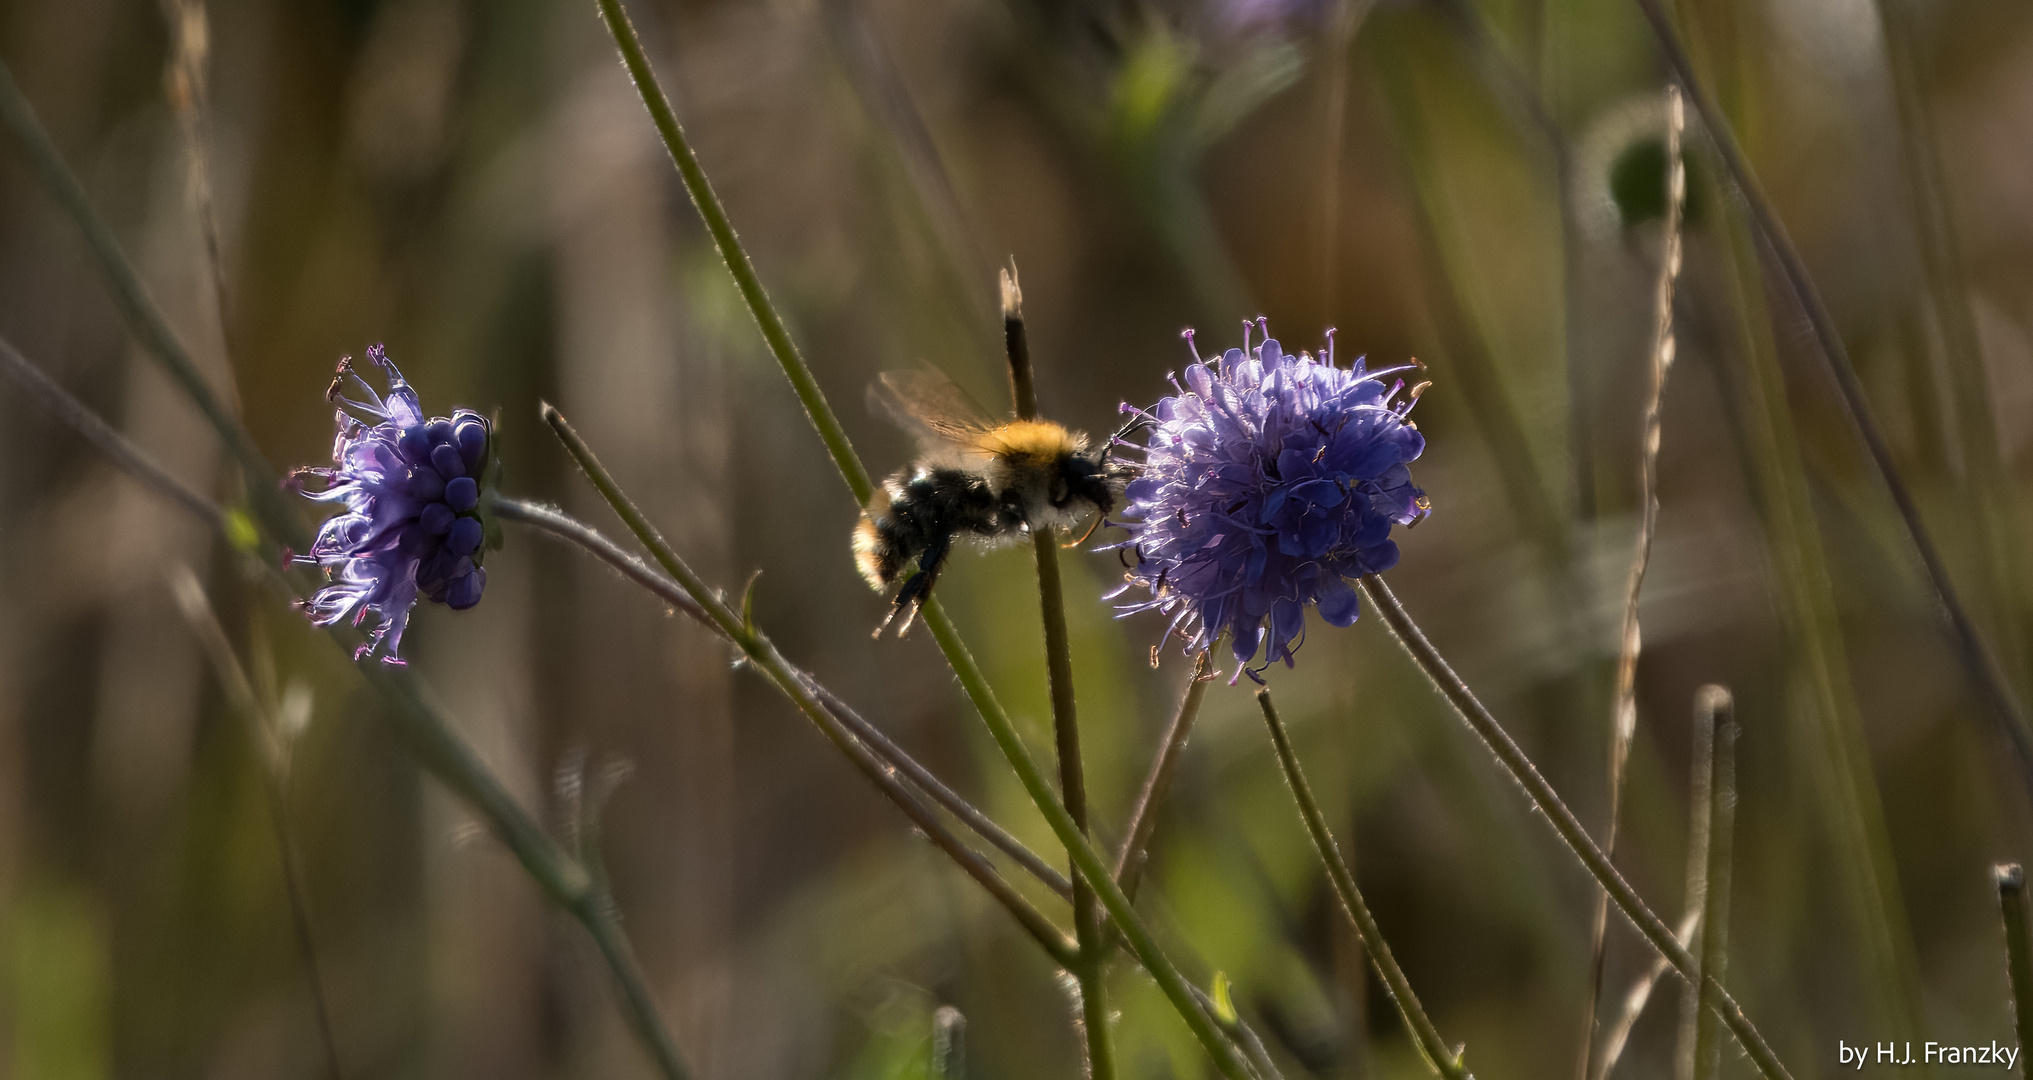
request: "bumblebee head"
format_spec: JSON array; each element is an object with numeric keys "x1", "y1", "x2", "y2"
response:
[{"x1": 1058, "y1": 450, "x2": 1125, "y2": 514}]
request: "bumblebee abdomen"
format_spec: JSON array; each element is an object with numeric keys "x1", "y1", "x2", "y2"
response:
[{"x1": 853, "y1": 467, "x2": 1001, "y2": 590}]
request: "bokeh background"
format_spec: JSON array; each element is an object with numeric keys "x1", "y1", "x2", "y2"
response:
[{"x1": 4, "y1": 0, "x2": 2033, "y2": 1075}]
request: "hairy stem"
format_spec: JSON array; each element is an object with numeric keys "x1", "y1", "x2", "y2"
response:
[
  {"x1": 592, "y1": 0, "x2": 873, "y2": 503},
  {"x1": 542, "y1": 405, "x2": 1079, "y2": 966},
  {"x1": 491, "y1": 494, "x2": 1074, "y2": 901},
  {"x1": 1258, "y1": 689, "x2": 1468, "y2": 1080},
  {"x1": 1358, "y1": 576, "x2": 1792, "y2": 1080},
  {"x1": 590, "y1": 8, "x2": 1248, "y2": 1069}
]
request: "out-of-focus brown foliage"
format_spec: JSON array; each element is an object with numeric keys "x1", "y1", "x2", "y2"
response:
[{"x1": 4, "y1": 0, "x2": 2033, "y2": 1076}]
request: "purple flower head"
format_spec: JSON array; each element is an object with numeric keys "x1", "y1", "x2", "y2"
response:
[
  {"x1": 288, "y1": 345, "x2": 494, "y2": 664},
  {"x1": 1108, "y1": 319, "x2": 1430, "y2": 682}
]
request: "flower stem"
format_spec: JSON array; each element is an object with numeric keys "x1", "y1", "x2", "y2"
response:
[
  {"x1": 1994, "y1": 864, "x2": 2033, "y2": 1070},
  {"x1": 1008, "y1": 267, "x2": 1114, "y2": 1080},
  {"x1": 919, "y1": 604, "x2": 1252, "y2": 1079},
  {"x1": 491, "y1": 494, "x2": 1076, "y2": 901},
  {"x1": 541, "y1": 406, "x2": 1078, "y2": 966},
  {"x1": 1035, "y1": 531, "x2": 1116, "y2": 1080},
  {"x1": 1358, "y1": 576, "x2": 1794, "y2": 1080},
  {"x1": 589, "y1": 9, "x2": 1246, "y2": 1069},
  {"x1": 591, "y1": 0, "x2": 873, "y2": 504},
  {"x1": 1257, "y1": 688, "x2": 1468, "y2": 1080},
  {"x1": 1115, "y1": 651, "x2": 1212, "y2": 901}
]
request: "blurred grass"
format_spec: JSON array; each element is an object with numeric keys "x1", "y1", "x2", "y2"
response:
[{"x1": 3, "y1": 0, "x2": 2033, "y2": 1075}]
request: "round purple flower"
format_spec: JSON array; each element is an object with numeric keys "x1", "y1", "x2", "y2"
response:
[
  {"x1": 1109, "y1": 320, "x2": 1430, "y2": 681},
  {"x1": 288, "y1": 345, "x2": 493, "y2": 664}
]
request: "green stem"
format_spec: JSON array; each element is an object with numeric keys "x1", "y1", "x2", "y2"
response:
[
  {"x1": 1358, "y1": 576, "x2": 1793, "y2": 1080},
  {"x1": 1009, "y1": 267, "x2": 1114, "y2": 1080},
  {"x1": 1257, "y1": 689, "x2": 1468, "y2": 1080},
  {"x1": 592, "y1": 0, "x2": 873, "y2": 504},
  {"x1": 542, "y1": 405, "x2": 1077, "y2": 967},
  {"x1": 1997, "y1": 864, "x2": 2033, "y2": 1078},
  {"x1": 920, "y1": 604, "x2": 1251, "y2": 1080},
  {"x1": 590, "y1": 8, "x2": 1248, "y2": 1070},
  {"x1": 1035, "y1": 531, "x2": 1116, "y2": 1080}
]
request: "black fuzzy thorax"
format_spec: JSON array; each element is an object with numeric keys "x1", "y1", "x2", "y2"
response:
[{"x1": 863, "y1": 466, "x2": 1023, "y2": 587}]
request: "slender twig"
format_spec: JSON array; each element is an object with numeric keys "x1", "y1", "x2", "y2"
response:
[
  {"x1": 808, "y1": 682, "x2": 1075, "y2": 899},
  {"x1": 167, "y1": 567, "x2": 343, "y2": 1080},
  {"x1": 1358, "y1": 576, "x2": 1793, "y2": 1080},
  {"x1": 1689, "y1": 688, "x2": 1737, "y2": 1080},
  {"x1": 0, "y1": 60, "x2": 296, "y2": 547},
  {"x1": 1258, "y1": 689, "x2": 1469, "y2": 1080},
  {"x1": 0, "y1": 334, "x2": 225, "y2": 530},
  {"x1": 1007, "y1": 272, "x2": 1116, "y2": 1080},
  {"x1": 1672, "y1": 688, "x2": 1717, "y2": 1080},
  {"x1": 1595, "y1": 909, "x2": 1701, "y2": 1080},
  {"x1": 500, "y1": 493, "x2": 1289, "y2": 1076},
  {"x1": 499, "y1": 495, "x2": 1074, "y2": 898},
  {"x1": 917, "y1": 599, "x2": 1251, "y2": 1079},
  {"x1": 590, "y1": 7, "x2": 1247, "y2": 1070},
  {"x1": 592, "y1": 0, "x2": 873, "y2": 504},
  {"x1": 1115, "y1": 651, "x2": 1212, "y2": 901},
  {"x1": 1629, "y1": 0, "x2": 2033, "y2": 799},
  {"x1": 0, "y1": 345, "x2": 693, "y2": 1080},
  {"x1": 157, "y1": 0, "x2": 238, "y2": 393},
  {"x1": 1581, "y1": 84, "x2": 1685, "y2": 1080},
  {"x1": 1996, "y1": 864, "x2": 2033, "y2": 1072},
  {"x1": 541, "y1": 405, "x2": 1078, "y2": 967}
]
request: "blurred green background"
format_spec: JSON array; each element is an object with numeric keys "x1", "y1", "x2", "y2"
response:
[{"x1": 3, "y1": 0, "x2": 2033, "y2": 1075}]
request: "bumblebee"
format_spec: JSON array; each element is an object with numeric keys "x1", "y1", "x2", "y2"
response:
[{"x1": 854, "y1": 369, "x2": 1127, "y2": 635}]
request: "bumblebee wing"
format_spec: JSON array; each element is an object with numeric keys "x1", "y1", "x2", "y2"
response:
[{"x1": 869, "y1": 369, "x2": 1003, "y2": 454}]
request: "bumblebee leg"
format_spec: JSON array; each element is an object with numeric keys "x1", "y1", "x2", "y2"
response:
[{"x1": 878, "y1": 533, "x2": 952, "y2": 638}]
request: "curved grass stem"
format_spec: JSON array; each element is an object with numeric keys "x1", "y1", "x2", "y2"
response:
[
  {"x1": 490, "y1": 493, "x2": 1076, "y2": 903},
  {"x1": 1358, "y1": 577, "x2": 1793, "y2": 1080},
  {"x1": 1628, "y1": 0, "x2": 2033, "y2": 800},
  {"x1": 1257, "y1": 689, "x2": 1469, "y2": 1080},
  {"x1": 541, "y1": 404, "x2": 1080, "y2": 967}
]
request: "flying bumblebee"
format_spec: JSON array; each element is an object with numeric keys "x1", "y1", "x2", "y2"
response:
[{"x1": 854, "y1": 369, "x2": 1129, "y2": 636}]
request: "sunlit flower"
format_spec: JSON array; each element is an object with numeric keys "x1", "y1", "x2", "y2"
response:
[
  {"x1": 288, "y1": 345, "x2": 492, "y2": 664},
  {"x1": 1108, "y1": 319, "x2": 1429, "y2": 681}
]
